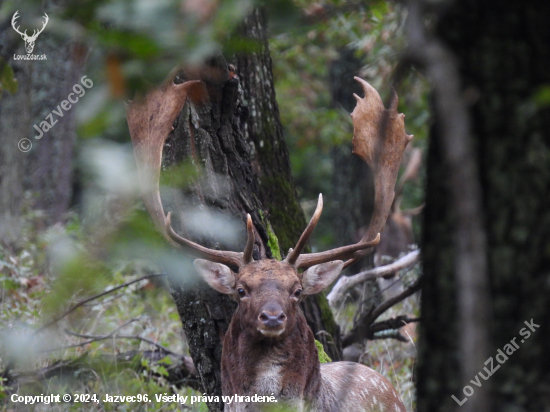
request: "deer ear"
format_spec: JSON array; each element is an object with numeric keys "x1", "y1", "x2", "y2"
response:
[
  {"x1": 194, "y1": 259, "x2": 236, "y2": 294},
  {"x1": 301, "y1": 261, "x2": 344, "y2": 295}
]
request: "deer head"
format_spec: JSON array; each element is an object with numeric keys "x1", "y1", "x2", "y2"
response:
[
  {"x1": 126, "y1": 75, "x2": 412, "y2": 330},
  {"x1": 194, "y1": 249, "x2": 345, "y2": 341},
  {"x1": 11, "y1": 11, "x2": 49, "y2": 54}
]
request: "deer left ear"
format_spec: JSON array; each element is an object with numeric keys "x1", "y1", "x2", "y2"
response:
[
  {"x1": 194, "y1": 259, "x2": 236, "y2": 294},
  {"x1": 301, "y1": 261, "x2": 344, "y2": 295}
]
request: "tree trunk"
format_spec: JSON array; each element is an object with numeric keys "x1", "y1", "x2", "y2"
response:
[
  {"x1": 234, "y1": 8, "x2": 343, "y2": 361},
  {"x1": 161, "y1": 9, "x2": 345, "y2": 409},
  {"x1": 0, "y1": 28, "x2": 30, "y2": 244},
  {"x1": 27, "y1": 39, "x2": 85, "y2": 225},
  {"x1": 0, "y1": 8, "x2": 83, "y2": 242},
  {"x1": 417, "y1": 2, "x2": 550, "y2": 411},
  {"x1": 164, "y1": 54, "x2": 265, "y2": 412}
]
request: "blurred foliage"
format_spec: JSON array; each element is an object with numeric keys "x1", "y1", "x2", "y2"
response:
[
  {"x1": 0, "y1": 140, "x2": 201, "y2": 410},
  {"x1": 270, "y1": 0, "x2": 429, "y2": 249},
  {"x1": 0, "y1": 0, "x2": 427, "y2": 409},
  {"x1": 0, "y1": 58, "x2": 17, "y2": 96}
]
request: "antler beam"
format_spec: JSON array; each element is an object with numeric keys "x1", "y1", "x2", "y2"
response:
[
  {"x1": 127, "y1": 79, "x2": 255, "y2": 269},
  {"x1": 287, "y1": 77, "x2": 412, "y2": 269}
]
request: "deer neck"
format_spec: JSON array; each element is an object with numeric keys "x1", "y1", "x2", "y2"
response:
[{"x1": 221, "y1": 309, "x2": 322, "y2": 403}]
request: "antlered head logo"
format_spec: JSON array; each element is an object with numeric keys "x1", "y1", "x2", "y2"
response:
[{"x1": 11, "y1": 10, "x2": 49, "y2": 54}]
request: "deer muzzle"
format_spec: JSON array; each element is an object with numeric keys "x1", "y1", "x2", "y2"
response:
[{"x1": 257, "y1": 304, "x2": 287, "y2": 337}]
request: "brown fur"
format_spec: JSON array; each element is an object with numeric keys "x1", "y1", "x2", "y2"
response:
[{"x1": 203, "y1": 260, "x2": 406, "y2": 412}]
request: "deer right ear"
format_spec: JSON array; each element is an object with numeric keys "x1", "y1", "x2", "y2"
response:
[
  {"x1": 301, "y1": 261, "x2": 344, "y2": 295},
  {"x1": 193, "y1": 259, "x2": 236, "y2": 294}
]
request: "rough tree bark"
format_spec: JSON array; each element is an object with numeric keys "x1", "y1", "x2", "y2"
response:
[
  {"x1": 0, "y1": 7, "x2": 84, "y2": 242},
  {"x1": 0, "y1": 26, "x2": 30, "y2": 243},
  {"x1": 235, "y1": 8, "x2": 343, "y2": 361},
  {"x1": 160, "y1": 9, "x2": 343, "y2": 411},
  {"x1": 417, "y1": 1, "x2": 550, "y2": 411}
]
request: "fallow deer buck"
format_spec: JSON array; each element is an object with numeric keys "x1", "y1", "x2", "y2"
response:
[{"x1": 127, "y1": 76, "x2": 411, "y2": 412}]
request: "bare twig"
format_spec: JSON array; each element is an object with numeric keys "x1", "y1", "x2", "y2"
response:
[
  {"x1": 64, "y1": 317, "x2": 138, "y2": 340},
  {"x1": 40, "y1": 319, "x2": 179, "y2": 358},
  {"x1": 342, "y1": 277, "x2": 422, "y2": 348},
  {"x1": 371, "y1": 331, "x2": 408, "y2": 342},
  {"x1": 327, "y1": 249, "x2": 420, "y2": 308},
  {"x1": 34, "y1": 273, "x2": 166, "y2": 334},
  {"x1": 12, "y1": 350, "x2": 199, "y2": 389},
  {"x1": 370, "y1": 277, "x2": 421, "y2": 322},
  {"x1": 370, "y1": 315, "x2": 420, "y2": 334}
]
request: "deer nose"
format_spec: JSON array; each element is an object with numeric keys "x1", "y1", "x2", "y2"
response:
[{"x1": 259, "y1": 310, "x2": 287, "y2": 328}]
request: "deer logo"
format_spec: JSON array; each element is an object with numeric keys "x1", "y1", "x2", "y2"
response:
[{"x1": 11, "y1": 10, "x2": 49, "y2": 54}]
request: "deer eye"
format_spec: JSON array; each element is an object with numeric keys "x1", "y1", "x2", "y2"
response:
[
  {"x1": 294, "y1": 289, "x2": 302, "y2": 298},
  {"x1": 237, "y1": 288, "x2": 246, "y2": 298}
]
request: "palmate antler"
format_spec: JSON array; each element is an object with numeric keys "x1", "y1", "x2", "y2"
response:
[
  {"x1": 127, "y1": 76, "x2": 411, "y2": 272},
  {"x1": 286, "y1": 77, "x2": 413, "y2": 269},
  {"x1": 126, "y1": 79, "x2": 255, "y2": 269}
]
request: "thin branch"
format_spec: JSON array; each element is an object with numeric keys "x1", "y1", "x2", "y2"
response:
[
  {"x1": 41, "y1": 321, "x2": 179, "y2": 358},
  {"x1": 342, "y1": 277, "x2": 422, "y2": 348},
  {"x1": 64, "y1": 317, "x2": 138, "y2": 340},
  {"x1": 370, "y1": 276, "x2": 422, "y2": 322},
  {"x1": 370, "y1": 315, "x2": 420, "y2": 334},
  {"x1": 11, "y1": 350, "x2": 199, "y2": 390},
  {"x1": 351, "y1": 263, "x2": 416, "y2": 325},
  {"x1": 327, "y1": 249, "x2": 420, "y2": 308},
  {"x1": 371, "y1": 331, "x2": 408, "y2": 342},
  {"x1": 34, "y1": 273, "x2": 166, "y2": 334},
  {"x1": 73, "y1": 334, "x2": 179, "y2": 357}
]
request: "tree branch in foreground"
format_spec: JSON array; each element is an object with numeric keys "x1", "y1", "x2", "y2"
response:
[
  {"x1": 39, "y1": 319, "x2": 177, "y2": 358},
  {"x1": 342, "y1": 277, "x2": 422, "y2": 348},
  {"x1": 327, "y1": 249, "x2": 420, "y2": 308},
  {"x1": 11, "y1": 349, "x2": 199, "y2": 390},
  {"x1": 34, "y1": 273, "x2": 166, "y2": 334}
]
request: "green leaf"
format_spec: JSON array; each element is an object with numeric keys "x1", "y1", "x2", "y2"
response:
[
  {"x1": 158, "y1": 356, "x2": 173, "y2": 366},
  {"x1": 0, "y1": 58, "x2": 18, "y2": 96},
  {"x1": 533, "y1": 84, "x2": 550, "y2": 107},
  {"x1": 155, "y1": 365, "x2": 169, "y2": 377}
]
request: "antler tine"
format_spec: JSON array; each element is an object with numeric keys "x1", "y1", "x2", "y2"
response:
[
  {"x1": 389, "y1": 87, "x2": 399, "y2": 114},
  {"x1": 284, "y1": 194, "x2": 323, "y2": 266},
  {"x1": 343, "y1": 77, "x2": 413, "y2": 268},
  {"x1": 165, "y1": 213, "x2": 245, "y2": 268},
  {"x1": 127, "y1": 79, "x2": 248, "y2": 269},
  {"x1": 294, "y1": 233, "x2": 381, "y2": 269},
  {"x1": 395, "y1": 147, "x2": 422, "y2": 200},
  {"x1": 243, "y1": 214, "x2": 255, "y2": 264},
  {"x1": 294, "y1": 77, "x2": 412, "y2": 270}
]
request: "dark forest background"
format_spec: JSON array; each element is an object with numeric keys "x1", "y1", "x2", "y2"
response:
[{"x1": 1, "y1": 1, "x2": 549, "y2": 411}]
